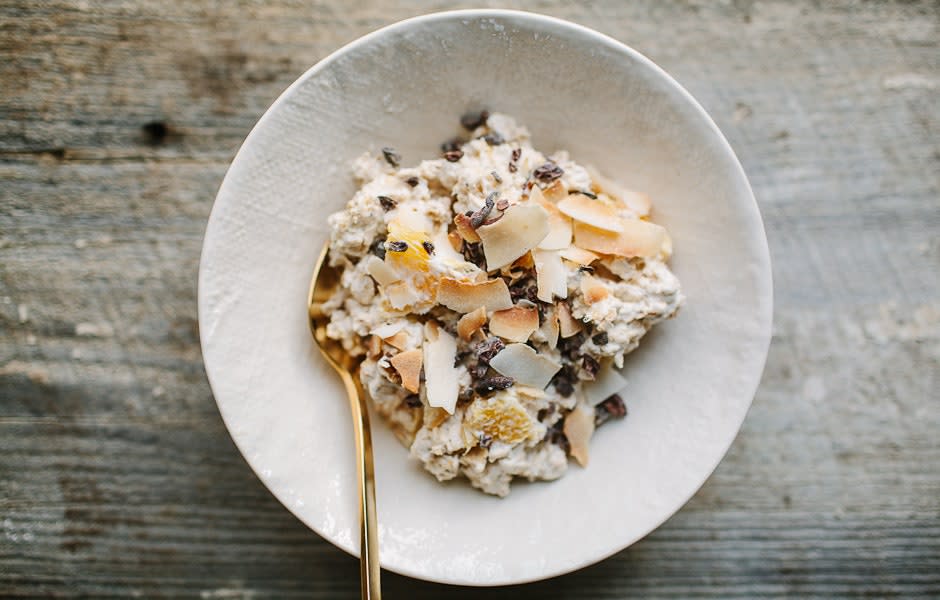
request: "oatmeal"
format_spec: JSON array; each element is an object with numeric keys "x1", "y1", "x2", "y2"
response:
[{"x1": 319, "y1": 112, "x2": 683, "y2": 496}]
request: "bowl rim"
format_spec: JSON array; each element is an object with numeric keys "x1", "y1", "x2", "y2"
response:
[{"x1": 198, "y1": 7, "x2": 773, "y2": 586}]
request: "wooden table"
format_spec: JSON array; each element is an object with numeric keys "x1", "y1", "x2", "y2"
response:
[{"x1": 2, "y1": 1, "x2": 938, "y2": 597}]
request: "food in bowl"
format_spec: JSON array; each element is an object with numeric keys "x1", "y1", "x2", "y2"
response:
[{"x1": 320, "y1": 112, "x2": 683, "y2": 496}]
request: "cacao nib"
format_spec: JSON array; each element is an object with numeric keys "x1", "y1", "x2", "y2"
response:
[
  {"x1": 381, "y1": 147, "x2": 401, "y2": 167},
  {"x1": 595, "y1": 394, "x2": 627, "y2": 426},
  {"x1": 533, "y1": 161, "x2": 564, "y2": 183},
  {"x1": 474, "y1": 376, "x2": 515, "y2": 396}
]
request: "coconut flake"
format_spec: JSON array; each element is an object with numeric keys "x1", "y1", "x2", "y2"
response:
[
  {"x1": 423, "y1": 322, "x2": 459, "y2": 414},
  {"x1": 533, "y1": 190, "x2": 573, "y2": 250},
  {"x1": 539, "y1": 304, "x2": 560, "y2": 349},
  {"x1": 384, "y1": 282, "x2": 419, "y2": 310},
  {"x1": 556, "y1": 301, "x2": 583, "y2": 338},
  {"x1": 558, "y1": 246, "x2": 600, "y2": 266},
  {"x1": 584, "y1": 359, "x2": 627, "y2": 406},
  {"x1": 457, "y1": 306, "x2": 487, "y2": 341},
  {"x1": 541, "y1": 180, "x2": 567, "y2": 203},
  {"x1": 453, "y1": 213, "x2": 482, "y2": 243},
  {"x1": 385, "y1": 331, "x2": 409, "y2": 350},
  {"x1": 533, "y1": 249, "x2": 567, "y2": 302},
  {"x1": 488, "y1": 343, "x2": 562, "y2": 389},
  {"x1": 587, "y1": 166, "x2": 651, "y2": 217},
  {"x1": 573, "y1": 218, "x2": 667, "y2": 258},
  {"x1": 365, "y1": 255, "x2": 400, "y2": 286},
  {"x1": 390, "y1": 348, "x2": 423, "y2": 393},
  {"x1": 489, "y1": 306, "x2": 539, "y2": 342},
  {"x1": 563, "y1": 403, "x2": 595, "y2": 467},
  {"x1": 370, "y1": 321, "x2": 405, "y2": 339},
  {"x1": 437, "y1": 277, "x2": 513, "y2": 313},
  {"x1": 557, "y1": 194, "x2": 623, "y2": 232},
  {"x1": 476, "y1": 203, "x2": 550, "y2": 270}
]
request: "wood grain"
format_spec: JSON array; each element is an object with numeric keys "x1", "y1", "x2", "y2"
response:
[{"x1": 2, "y1": 0, "x2": 938, "y2": 597}]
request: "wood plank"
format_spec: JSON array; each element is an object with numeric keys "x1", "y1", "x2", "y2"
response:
[{"x1": 1, "y1": 0, "x2": 938, "y2": 597}]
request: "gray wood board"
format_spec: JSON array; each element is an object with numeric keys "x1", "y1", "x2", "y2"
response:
[{"x1": 1, "y1": 0, "x2": 938, "y2": 597}]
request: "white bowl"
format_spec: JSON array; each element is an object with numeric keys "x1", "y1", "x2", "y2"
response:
[{"x1": 198, "y1": 9, "x2": 772, "y2": 586}]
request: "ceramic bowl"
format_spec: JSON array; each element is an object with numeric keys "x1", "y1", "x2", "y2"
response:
[{"x1": 198, "y1": 9, "x2": 772, "y2": 586}]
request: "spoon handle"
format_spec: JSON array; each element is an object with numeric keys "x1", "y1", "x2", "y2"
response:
[{"x1": 341, "y1": 369, "x2": 381, "y2": 599}]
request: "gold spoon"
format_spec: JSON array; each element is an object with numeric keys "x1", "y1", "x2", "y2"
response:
[{"x1": 308, "y1": 243, "x2": 381, "y2": 599}]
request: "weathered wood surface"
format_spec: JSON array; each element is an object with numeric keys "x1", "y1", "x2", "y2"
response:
[{"x1": 1, "y1": 0, "x2": 938, "y2": 597}]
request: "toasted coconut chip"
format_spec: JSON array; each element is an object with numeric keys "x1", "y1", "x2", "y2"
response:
[
  {"x1": 370, "y1": 321, "x2": 405, "y2": 338},
  {"x1": 384, "y1": 282, "x2": 419, "y2": 310},
  {"x1": 563, "y1": 403, "x2": 596, "y2": 467},
  {"x1": 365, "y1": 255, "x2": 400, "y2": 286},
  {"x1": 423, "y1": 322, "x2": 459, "y2": 414},
  {"x1": 573, "y1": 218, "x2": 667, "y2": 258},
  {"x1": 556, "y1": 301, "x2": 583, "y2": 338},
  {"x1": 476, "y1": 203, "x2": 550, "y2": 270},
  {"x1": 385, "y1": 331, "x2": 409, "y2": 350},
  {"x1": 584, "y1": 359, "x2": 627, "y2": 406},
  {"x1": 367, "y1": 335, "x2": 383, "y2": 359},
  {"x1": 453, "y1": 213, "x2": 481, "y2": 243},
  {"x1": 489, "y1": 343, "x2": 562, "y2": 389},
  {"x1": 558, "y1": 194, "x2": 623, "y2": 232},
  {"x1": 661, "y1": 230, "x2": 673, "y2": 260},
  {"x1": 437, "y1": 277, "x2": 513, "y2": 313},
  {"x1": 489, "y1": 306, "x2": 539, "y2": 343},
  {"x1": 558, "y1": 246, "x2": 600, "y2": 266},
  {"x1": 510, "y1": 251, "x2": 534, "y2": 271},
  {"x1": 541, "y1": 180, "x2": 567, "y2": 203},
  {"x1": 447, "y1": 230, "x2": 463, "y2": 253},
  {"x1": 539, "y1": 304, "x2": 560, "y2": 349},
  {"x1": 423, "y1": 406, "x2": 450, "y2": 429},
  {"x1": 533, "y1": 249, "x2": 567, "y2": 303},
  {"x1": 587, "y1": 166, "x2": 651, "y2": 217},
  {"x1": 616, "y1": 190, "x2": 651, "y2": 217},
  {"x1": 432, "y1": 228, "x2": 466, "y2": 262},
  {"x1": 515, "y1": 385, "x2": 547, "y2": 400},
  {"x1": 580, "y1": 273, "x2": 610, "y2": 304},
  {"x1": 390, "y1": 348, "x2": 423, "y2": 393},
  {"x1": 457, "y1": 306, "x2": 487, "y2": 341},
  {"x1": 535, "y1": 196, "x2": 573, "y2": 250}
]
